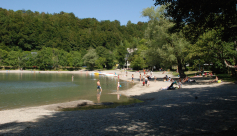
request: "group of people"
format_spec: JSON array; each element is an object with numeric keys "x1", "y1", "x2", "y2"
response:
[
  {"x1": 160, "y1": 77, "x2": 183, "y2": 90},
  {"x1": 182, "y1": 76, "x2": 196, "y2": 83},
  {"x1": 96, "y1": 70, "x2": 222, "y2": 99},
  {"x1": 162, "y1": 74, "x2": 199, "y2": 90},
  {"x1": 139, "y1": 73, "x2": 154, "y2": 87}
]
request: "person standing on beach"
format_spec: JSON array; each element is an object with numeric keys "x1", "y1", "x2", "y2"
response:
[
  {"x1": 145, "y1": 76, "x2": 148, "y2": 86},
  {"x1": 139, "y1": 74, "x2": 141, "y2": 82},
  {"x1": 132, "y1": 74, "x2": 134, "y2": 81},
  {"x1": 154, "y1": 76, "x2": 156, "y2": 82},
  {"x1": 97, "y1": 79, "x2": 102, "y2": 92}
]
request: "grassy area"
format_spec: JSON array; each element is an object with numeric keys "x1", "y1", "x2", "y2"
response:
[
  {"x1": 171, "y1": 71, "x2": 198, "y2": 77},
  {"x1": 60, "y1": 98, "x2": 144, "y2": 111},
  {"x1": 172, "y1": 71, "x2": 237, "y2": 82},
  {"x1": 216, "y1": 74, "x2": 237, "y2": 83}
]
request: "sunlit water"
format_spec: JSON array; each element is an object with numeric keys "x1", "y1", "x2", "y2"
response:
[{"x1": 0, "y1": 72, "x2": 134, "y2": 110}]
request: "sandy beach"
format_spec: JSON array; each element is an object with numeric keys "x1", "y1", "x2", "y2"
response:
[{"x1": 0, "y1": 69, "x2": 237, "y2": 135}]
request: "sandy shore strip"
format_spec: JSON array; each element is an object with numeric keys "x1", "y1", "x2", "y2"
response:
[{"x1": 0, "y1": 70, "x2": 237, "y2": 135}]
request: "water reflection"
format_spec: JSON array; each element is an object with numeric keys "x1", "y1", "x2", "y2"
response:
[
  {"x1": 97, "y1": 91, "x2": 101, "y2": 103},
  {"x1": 117, "y1": 93, "x2": 121, "y2": 100}
]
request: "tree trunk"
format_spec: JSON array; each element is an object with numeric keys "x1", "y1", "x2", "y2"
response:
[
  {"x1": 231, "y1": 68, "x2": 236, "y2": 77},
  {"x1": 177, "y1": 57, "x2": 186, "y2": 78}
]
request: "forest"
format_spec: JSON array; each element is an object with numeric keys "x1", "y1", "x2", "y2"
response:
[
  {"x1": 0, "y1": 0, "x2": 237, "y2": 78},
  {"x1": 0, "y1": 8, "x2": 148, "y2": 70}
]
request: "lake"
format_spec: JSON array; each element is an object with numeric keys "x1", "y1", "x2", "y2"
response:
[{"x1": 0, "y1": 72, "x2": 134, "y2": 110}]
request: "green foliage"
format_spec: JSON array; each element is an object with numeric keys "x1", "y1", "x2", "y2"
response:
[
  {"x1": 95, "y1": 57, "x2": 106, "y2": 69},
  {"x1": 190, "y1": 28, "x2": 237, "y2": 73},
  {"x1": 96, "y1": 46, "x2": 115, "y2": 69},
  {"x1": 5, "y1": 51, "x2": 20, "y2": 68},
  {"x1": 19, "y1": 51, "x2": 32, "y2": 68},
  {"x1": 82, "y1": 48, "x2": 98, "y2": 70},
  {"x1": 71, "y1": 51, "x2": 83, "y2": 67},
  {"x1": 66, "y1": 53, "x2": 73, "y2": 67},
  {"x1": 142, "y1": 6, "x2": 191, "y2": 77},
  {"x1": 116, "y1": 42, "x2": 128, "y2": 68},
  {"x1": 0, "y1": 49, "x2": 8, "y2": 66},
  {"x1": 130, "y1": 55, "x2": 147, "y2": 70},
  {"x1": 0, "y1": 8, "x2": 150, "y2": 70},
  {"x1": 154, "y1": 0, "x2": 237, "y2": 41},
  {"x1": 36, "y1": 47, "x2": 54, "y2": 70},
  {"x1": 26, "y1": 52, "x2": 38, "y2": 67},
  {"x1": 58, "y1": 50, "x2": 68, "y2": 67},
  {"x1": 0, "y1": 8, "x2": 148, "y2": 52}
]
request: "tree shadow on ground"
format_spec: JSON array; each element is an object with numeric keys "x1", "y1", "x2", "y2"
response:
[{"x1": 1, "y1": 83, "x2": 237, "y2": 135}]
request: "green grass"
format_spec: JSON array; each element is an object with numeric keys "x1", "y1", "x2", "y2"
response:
[
  {"x1": 171, "y1": 71, "x2": 198, "y2": 77},
  {"x1": 60, "y1": 98, "x2": 144, "y2": 111},
  {"x1": 172, "y1": 71, "x2": 237, "y2": 82},
  {"x1": 216, "y1": 74, "x2": 237, "y2": 83}
]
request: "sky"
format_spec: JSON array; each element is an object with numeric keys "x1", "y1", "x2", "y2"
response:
[{"x1": 1, "y1": 0, "x2": 157, "y2": 25}]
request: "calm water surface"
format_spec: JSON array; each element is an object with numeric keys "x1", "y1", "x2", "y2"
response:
[{"x1": 0, "y1": 72, "x2": 134, "y2": 110}]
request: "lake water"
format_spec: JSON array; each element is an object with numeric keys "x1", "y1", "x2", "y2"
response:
[{"x1": 0, "y1": 72, "x2": 134, "y2": 110}]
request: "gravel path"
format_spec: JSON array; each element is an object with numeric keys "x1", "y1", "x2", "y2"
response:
[{"x1": 0, "y1": 70, "x2": 237, "y2": 135}]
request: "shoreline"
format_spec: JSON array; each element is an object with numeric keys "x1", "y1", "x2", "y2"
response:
[
  {"x1": 0, "y1": 70, "x2": 173, "y2": 119},
  {"x1": 1, "y1": 70, "x2": 237, "y2": 135},
  {"x1": 0, "y1": 70, "x2": 221, "y2": 121}
]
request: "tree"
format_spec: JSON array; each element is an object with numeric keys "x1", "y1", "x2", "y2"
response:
[
  {"x1": 0, "y1": 8, "x2": 150, "y2": 70},
  {"x1": 95, "y1": 57, "x2": 106, "y2": 69},
  {"x1": 191, "y1": 28, "x2": 237, "y2": 74},
  {"x1": 153, "y1": 0, "x2": 237, "y2": 40},
  {"x1": 19, "y1": 51, "x2": 32, "y2": 69},
  {"x1": 130, "y1": 54, "x2": 147, "y2": 70},
  {"x1": 142, "y1": 6, "x2": 190, "y2": 77},
  {"x1": 82, "y1": 48, "x2": 98, "y2": 70},
  {"x1": 58, "y1": 50, "x2": 68, "y2": 68},
  {"x1": 36, "y1": 47, "x2": 53, "y2": 70},
  {"x1": 116, "y1": 42, "x2": 127, "y2": 68},
  {"x1": 96, "y1": 46, "x2": 114, "y2": 69},
  {"x1": 67, "y1": 53, "x2": 73, "y2": 67},
  {"x1": 0, "y1": 49, "x2": 8, "y2": 67},
  {"x1": 5, "y1": 51, "x2": 20, "y2": 68},
  {"x1": 128, "y1": 38, "x2": 149, "y2": 70},
  {"x1": 71, "y1": 51, "x2": 83, "y2": 67},
  {"x1": 154, "y1": 0, "x2": 237, "y2": 77}
]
